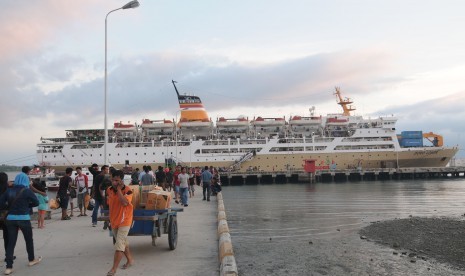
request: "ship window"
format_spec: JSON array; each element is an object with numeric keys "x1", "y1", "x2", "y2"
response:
[
  {"x1": 144, "y1": 153, "x2": 146, "y2": 155},
  {"x1": 153, "y1": 153, "x2": 155, "y2": 155},
  {"x1": 118, "y1": 154, "x2": 120, "y2": 156},
  {"x1": 109, "y1": 154, "x2": 111, "y2": 156},
  {"x1": 54, "y1": 155, "x2": 56, "y2": 158},
  {"x1": 72, "y1": 155, "x2": 74, "y2": 157},
  {"x1": 63, "y1": 155, "x2": 65, "y2": 158},
  {"x1": 100, "y1": 154, "x2": 102, "y2": 156},
  {"x1": 81, "y1": 155, "x2": 83, "y2": 157},
  {"x1": 90, "y1": 154, "x2": 92, "y2": 157},
  {"x1": 135, "y1": 153, "x2": 137, "y2": 155},
  {"x1": 126, "y1": 153, "x2": 128, "y2": 156}
]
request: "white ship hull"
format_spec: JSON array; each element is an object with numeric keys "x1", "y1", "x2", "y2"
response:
[
  {"x1": 36, "y1": 85, "x2": 458, "y2": 172},
  {"x1": 37, "y1": 130, "x2": 458, "y2": 172}
]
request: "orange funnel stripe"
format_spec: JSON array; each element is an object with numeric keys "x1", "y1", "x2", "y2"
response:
[{"x1": 179, "y1": 109, "x2": 210, "y2": 122}]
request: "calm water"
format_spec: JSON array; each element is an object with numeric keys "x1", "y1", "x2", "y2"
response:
[
  {"x1": 222, "y1": 179, "x2": 465, "y2": 275},
  {"x1": 5, "y1": 171, "x2": 57, "y2": 198}
]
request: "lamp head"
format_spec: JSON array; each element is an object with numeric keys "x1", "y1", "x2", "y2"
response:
[{"x1": 122, "y1": 0, "x2": 140, "y2": 9}]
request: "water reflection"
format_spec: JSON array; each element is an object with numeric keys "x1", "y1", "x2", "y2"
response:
[{"x1": 223, "y1": 179, "x2": 465, "y2": 240}]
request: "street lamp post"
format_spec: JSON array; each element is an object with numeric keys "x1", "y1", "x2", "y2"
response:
[
  {"x1": 174, "y1": 108, "x2": 188, "y2": 163},
  {"x1": 104, "y1": 0, "x2": 140, "y2": 165}
]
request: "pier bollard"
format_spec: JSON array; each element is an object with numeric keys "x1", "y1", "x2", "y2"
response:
[
  {"x1": 216, "y1": 192, "x2": 238, "y2": 276},
  {"x1": 218, "y1": 201, "x2": 225, "y2": 212},
  {"x1": 218, "y1": 211, "x2": 227, "y2": 221},
  {"x1": 221, "y1": 255, "x2": 238, "y2": 276},
  {"x1": 219, "y1": 232, "x2": 234, "y2": 262},
  {"x1": 218, "y1": 219, "x2": 230, "y2": 237}
]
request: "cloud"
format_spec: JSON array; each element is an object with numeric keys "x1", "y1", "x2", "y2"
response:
[
  {"x1": 374, "y1": 91, "x2": 465, "y2": 149},
  {"x1": 0, "y1": 48, "x2": 394, "y2": 128}
]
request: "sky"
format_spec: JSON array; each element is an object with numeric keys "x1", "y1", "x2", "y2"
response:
[{"x1": 1, "y1": 0, "x2": 464, "y2": 166}]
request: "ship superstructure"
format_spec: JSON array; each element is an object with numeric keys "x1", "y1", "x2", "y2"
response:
[{"x1": 36, "y1": 85, "x2": 458, "y2": 172}]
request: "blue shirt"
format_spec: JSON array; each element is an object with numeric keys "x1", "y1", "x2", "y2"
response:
[
  {"x1": 0, "y1": 186, "x2": 39, "y2": 221},
  {"x1": 201, "y1": 170, "x2": 213, "y2": 184},
  {"x1": 14, "y1": 172, "x2": 30, "y2": 187},
  {"x1": 36, "y1": 193, "x2": 49, "y2": 211}
]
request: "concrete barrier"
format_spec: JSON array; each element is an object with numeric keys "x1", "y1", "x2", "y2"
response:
[
  {"x1": 221, "y1": 255, "x2": 238, "y2": 276},
  {"x1": 218, "y1": 211, "x2": 227, "y2": 221},
  {"x1": 217, "y1": 219, "x2": 230, "y2": 236},
  {"x1": 218, "y1": 200, "x2": 225, "y2": 212},
  {"x1": 216, "y1": 192, "x2": 238, "y2": 276},
  {"x1": 219, "y1": 235, "x2": 234, "y2": 261}
]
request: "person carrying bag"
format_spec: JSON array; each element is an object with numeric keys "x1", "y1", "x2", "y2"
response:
[{"x1": 74, "y1": 167, "x2": 89, "y2": 216}]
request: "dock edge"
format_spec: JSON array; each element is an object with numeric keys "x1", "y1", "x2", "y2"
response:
[{"x1": 217, "y1": 192, "x2": 239, "y2": 276}]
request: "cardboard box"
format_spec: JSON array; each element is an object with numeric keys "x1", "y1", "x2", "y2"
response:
[
  {"x1": 146, "y1": 190, "x2": 172, "y2": 210},
  {"x1": 139, "y1": 185, "x2": 154, "y2": 206},
  {"x1": 128, "y1": 185, "x2": 141, "y2": 209}
]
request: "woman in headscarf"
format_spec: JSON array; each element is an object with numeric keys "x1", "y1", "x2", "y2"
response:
[
  {"x1": 0, "y1": 172, "x2": 10, "y2": 261},
  {"x1": 0, "y1": 171, "x2": 42, "y2": 275}
]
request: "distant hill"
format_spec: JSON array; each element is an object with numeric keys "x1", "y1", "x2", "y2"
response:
[{"x1": 0, "y1": 165, "x2": 22, "y2": 172}]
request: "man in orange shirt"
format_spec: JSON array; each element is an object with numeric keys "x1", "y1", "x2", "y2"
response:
[{"x1": 106, "y1": 170, "x2": 133, "y2": 276}]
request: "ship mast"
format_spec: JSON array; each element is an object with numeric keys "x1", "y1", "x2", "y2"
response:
[
  {"x1": 334, "y1": 87, "x2": 356, "y2": 116},
  {"x1": 172, "y1": 80, "x2": 180, "y2": 98}
]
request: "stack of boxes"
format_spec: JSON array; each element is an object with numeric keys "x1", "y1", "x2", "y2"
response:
[{"x1": 128, "y1": 185, "x2": 171, "y2": 210}]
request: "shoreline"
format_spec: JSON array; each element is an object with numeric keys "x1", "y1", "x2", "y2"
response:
[{"x1": 359, "y1": 216, "x2": 465, "y2": 271}]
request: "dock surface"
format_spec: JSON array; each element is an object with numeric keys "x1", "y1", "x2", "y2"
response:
[{"x1": 0, "y1": 195, "x2": 219, "y2": 276}]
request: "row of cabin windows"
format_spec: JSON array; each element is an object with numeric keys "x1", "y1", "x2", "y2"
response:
[{"x1": 259, "y1": 153, "x2": 395, "y2": 160}]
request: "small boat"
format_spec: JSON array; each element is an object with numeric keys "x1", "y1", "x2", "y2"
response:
[{"x1": 44, "y1": 176, "x2": 60, "y2": 191}]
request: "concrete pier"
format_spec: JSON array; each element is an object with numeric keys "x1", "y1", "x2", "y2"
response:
[
  {"x1": 0, "y1": 194, "x2": 219, "y2": 276},
  {"x1": 221, "y1": 166, "x2": 465, "y2": 185}
]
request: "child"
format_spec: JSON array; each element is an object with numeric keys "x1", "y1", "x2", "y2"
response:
[
  {"x1": 33, "y1": 180, "x2": 49, "y2": 229},
  {"x1": 211, "y1": 177, "x2": 222, "y2": 196}
]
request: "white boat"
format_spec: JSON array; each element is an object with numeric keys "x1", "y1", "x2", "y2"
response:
[{"x1": 36, "y1": 83, "x2": 458, "y2": 172}]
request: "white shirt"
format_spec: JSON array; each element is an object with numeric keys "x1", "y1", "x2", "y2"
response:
[
  {"x1": 178, "y1": 173, "x2": 189, "y2": 188},
  {"x1": 75, "y1": 174, "x2": 87, "y2": 194}
]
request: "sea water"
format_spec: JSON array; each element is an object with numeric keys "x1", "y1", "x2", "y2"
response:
[{"x1": 222, "y1": 179, "x2": 465, "y2": 275}]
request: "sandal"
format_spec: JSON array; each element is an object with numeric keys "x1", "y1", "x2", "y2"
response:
[
  {"x1": 106, "y1": 271, "x2": 115, "y2": 276},
  {"x1": 121, "y1": 262, "x2": 133, "y2": 270}
]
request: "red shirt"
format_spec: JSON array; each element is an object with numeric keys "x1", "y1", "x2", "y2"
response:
[{"x1": 173, "y1": 171, "x2": 181, "y2": 186}]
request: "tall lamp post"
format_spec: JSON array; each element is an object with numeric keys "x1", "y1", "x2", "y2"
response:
[
  {"x1": 104, "y1": 0, "x2": 140, "y2": 165},
  {"x1": 174, "y1": 108, "x2": 188, "y2": 163}
]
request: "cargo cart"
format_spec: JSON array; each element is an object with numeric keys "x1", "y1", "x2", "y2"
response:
[{"x1": 99, "y1": 207, "x2": 183, "y2": 250}]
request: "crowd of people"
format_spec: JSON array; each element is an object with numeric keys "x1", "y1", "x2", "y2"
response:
[{"x1": 0, "y1": 163, "x2": 223, "y2": 275}]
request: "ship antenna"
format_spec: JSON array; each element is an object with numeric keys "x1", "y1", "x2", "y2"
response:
[{"x1": 172, "y1": 80, "x2": 180, "y2": 98}]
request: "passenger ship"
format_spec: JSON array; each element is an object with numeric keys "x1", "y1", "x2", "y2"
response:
[{"x1": 36, "y1": 82, "x2": 458, "y2": 172}]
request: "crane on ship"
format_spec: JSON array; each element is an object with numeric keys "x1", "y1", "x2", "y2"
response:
[
  {"x1": 334, "y1": 87, "x2": 356, "y2": 116},
  {"x1": 423, "y1": 132, "x2": 443, "y2": 147}
]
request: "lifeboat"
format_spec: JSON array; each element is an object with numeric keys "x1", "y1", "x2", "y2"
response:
[
  {"x1": 326, "y1": 116, "x2": 349, "y2": 126},
  {"x1": 141, "y1": 119, "x2": 173, "y2": 129},
  {"x1": 216, "y1": 117, "x2": 250, "y2": 127},
  {"x1": 290, "y1": 115, "x2": 322, "y2": 125},
  {"x1": 113, "y1": 121, "x2": 136, "y2": 130},
  {"x1": 252, "y1": 117, "x2": 286, "y2": 127}
]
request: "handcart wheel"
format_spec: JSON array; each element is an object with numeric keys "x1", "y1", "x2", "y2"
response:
[{"x1": 168, "y1": 216, "x2": 178, "y2": 250}]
